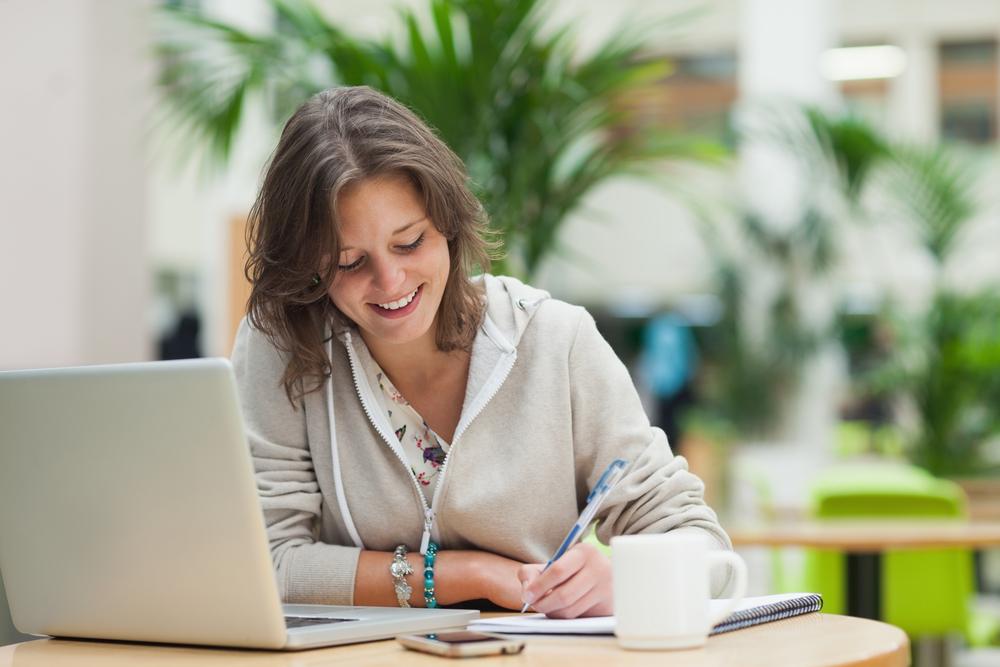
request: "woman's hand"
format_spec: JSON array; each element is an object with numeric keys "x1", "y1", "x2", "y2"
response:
[
  {"x1": 517, "y1": 543, "x2": 613, "y2": 618},
  {"x1": 465, "y1": 552, "x2": 530, "y2": 610}
]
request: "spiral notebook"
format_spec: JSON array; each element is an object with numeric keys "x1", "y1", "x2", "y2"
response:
[{"x1": 468, "y1": 593, "x2": 823, "y2": 636}]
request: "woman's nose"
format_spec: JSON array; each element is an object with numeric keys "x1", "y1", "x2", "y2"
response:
[{"x1": 370, "y1": 255, "x2": 405, "y2": 295}]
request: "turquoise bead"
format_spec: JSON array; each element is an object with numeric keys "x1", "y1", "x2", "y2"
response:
[{"x1": 423, "y1": 542, "x2": 439, "y2": 609}]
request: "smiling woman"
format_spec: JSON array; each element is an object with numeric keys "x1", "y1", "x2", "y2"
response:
[
  {"x1": 244, "y1": 87, "x2": 490, "y2": 407},
  {"x1": 233, "y1": 86, "x2": 734, "y2": 619}
]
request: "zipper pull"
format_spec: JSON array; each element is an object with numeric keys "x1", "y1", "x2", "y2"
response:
[{"x1": 419, "y1": 507, "x2": 435, "y2": 555}]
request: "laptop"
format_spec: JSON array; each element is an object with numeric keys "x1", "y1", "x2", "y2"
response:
[{"x1": 0, "y1": 358, "x2": 477, "y2": 650}]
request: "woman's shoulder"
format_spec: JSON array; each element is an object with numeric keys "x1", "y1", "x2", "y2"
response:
[
  {"x1": 231, "y1": 315, "x2": 297, "y2": 382},
  {"x1": 480, "y1": 274, "x2": 590, "y2": 347}
]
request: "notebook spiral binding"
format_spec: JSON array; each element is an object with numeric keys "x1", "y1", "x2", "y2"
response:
[{"x1": 711, "y1": 594, "x2": 824, "y2": 635}]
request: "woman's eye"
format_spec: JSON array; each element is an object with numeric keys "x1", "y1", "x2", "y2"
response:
[
  {"x1": 399, "y1": 233, "x2": 425, "y2": 252},
  {"x1": 338, "y1": 257, "x2": 364, "y2": 272}
]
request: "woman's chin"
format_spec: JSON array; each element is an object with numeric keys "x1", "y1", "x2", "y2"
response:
[{"x1": 360, "y1": 316, "x2": 435, "y2": 348}]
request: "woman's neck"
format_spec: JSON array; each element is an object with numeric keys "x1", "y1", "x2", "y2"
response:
[{"x1": 360, "y1": 322, "x2": 457, "y2": 389}]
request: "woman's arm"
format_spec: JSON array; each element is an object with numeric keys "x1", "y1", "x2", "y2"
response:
[
  {"x1": 233, "y1": 319, "x2": 362, "y2": 603},
  {"x1": 567, "y1": 310, "x2": 732, "y2": 555},
  {"x1": 520, "y1": 308, "x2": 733, "y2": 617},
  {"x1": 354, "y1": 550, "x2": 525, "y2": 609}
]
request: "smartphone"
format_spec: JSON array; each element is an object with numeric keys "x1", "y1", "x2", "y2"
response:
[{"x1": 397, "y1": 630, "x2": 526, "y2": 657}]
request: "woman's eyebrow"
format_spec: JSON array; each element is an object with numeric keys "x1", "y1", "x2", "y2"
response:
[
  {"x1": 392, "y1": 217, "x2": 427, "y2": 236},
  {"x1": 339, "y1": 217, "x2": 428, "y2": 252}
]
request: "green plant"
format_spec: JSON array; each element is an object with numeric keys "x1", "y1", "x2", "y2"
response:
[
  {"x1": 859, "y1": 145, "x2": 1000, "y2": 476},
  {"x1": 692, "y1": 104, "x2": 1000, "y2": 478},
  {"x1": 691, "y1": 106, "x2": 891, "y2": 437},
  {"x1": 155, "y1": 0, "x2": 719, "y2": 278},
  {"x1": 867, "y1": 292, "x2": 1000, "y2": 476}
]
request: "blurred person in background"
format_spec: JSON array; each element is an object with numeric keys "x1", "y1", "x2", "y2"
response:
[{"x1": 639, "y1": 312, "x2": 698, "y2": 454}]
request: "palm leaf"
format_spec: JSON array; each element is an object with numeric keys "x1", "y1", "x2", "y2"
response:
[
  {"x1": 885, "y1": 145, "x2": 977, "y2": 262},
  {"x1": 154, "y1": 0, "x2": 716, "y2": 279}
]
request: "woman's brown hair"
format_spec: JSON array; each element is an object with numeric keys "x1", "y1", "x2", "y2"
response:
[{"x1": 245, "y1": 86, "x2": 495, "y2": 404}]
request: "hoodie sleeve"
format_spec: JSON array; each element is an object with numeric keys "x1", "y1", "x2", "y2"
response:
[
  {"x1": 231, "y1": 318, "x2": 361, "y2": 605},
  {"x1": 567, "y1": 309, "x2": 735, "y2": 597}
]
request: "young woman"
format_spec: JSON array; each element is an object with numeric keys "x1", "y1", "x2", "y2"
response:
[{"x1": 232, "y1": 86, "x2": 733, "y2": 619}]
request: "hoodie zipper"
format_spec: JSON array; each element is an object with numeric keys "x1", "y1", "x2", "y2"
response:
[
  {"x1": 425, "y1": 315, "x2": 519, "y2": 544},
  {"x1": 342, "y1": 331, "x2": 434, "y2": 551},
  {"x1": 341, "y1": 324, "x2": 518, "y2": 555}
]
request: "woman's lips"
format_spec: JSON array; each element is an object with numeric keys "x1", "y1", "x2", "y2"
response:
[{"x1": 368, "y1": 284, "x2": 423, "y2": 319}]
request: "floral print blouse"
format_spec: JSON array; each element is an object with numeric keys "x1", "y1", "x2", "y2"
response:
[{"x1": 357, "y1": 341, "x2": 451, "y2": 502}]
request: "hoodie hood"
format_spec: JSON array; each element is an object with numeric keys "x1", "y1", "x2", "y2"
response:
[{"x1": 479, "y1": 274, "x2": 551, "y2": 351}]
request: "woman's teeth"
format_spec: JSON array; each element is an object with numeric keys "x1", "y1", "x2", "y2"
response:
[{"x1": 377, "y1": 288, "x2": 418, "y2": 310}]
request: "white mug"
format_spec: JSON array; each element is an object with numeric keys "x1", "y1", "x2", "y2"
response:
[{"x1": 611, "y1": 532, "x2": 748, "y2": 650}]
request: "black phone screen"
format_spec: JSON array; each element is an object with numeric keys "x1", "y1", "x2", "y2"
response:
[{"x1": 422, "y1": 631, "x2": 502, "y2": 644}]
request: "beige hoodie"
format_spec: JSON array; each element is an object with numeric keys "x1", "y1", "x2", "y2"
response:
[{"x1": 232, "y1": 275, "x2": 733, "y2": 606}]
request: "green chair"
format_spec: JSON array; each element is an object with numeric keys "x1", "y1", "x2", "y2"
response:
[{"x1": 803, "y1": 462, "x2": 973, "y2": 637}]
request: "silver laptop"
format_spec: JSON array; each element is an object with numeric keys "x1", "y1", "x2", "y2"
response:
[{"x1": 0, "y1": 358, "x2": 476, "y2": 650}]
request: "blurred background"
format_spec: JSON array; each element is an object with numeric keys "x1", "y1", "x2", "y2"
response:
[{"x1": 2, "y1": 0, "x2": 1000, "y2": 662}]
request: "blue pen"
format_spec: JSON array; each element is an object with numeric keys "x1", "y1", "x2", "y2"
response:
[{"x1": 520, "y1": 458, "x2": 628, "y2": 613}]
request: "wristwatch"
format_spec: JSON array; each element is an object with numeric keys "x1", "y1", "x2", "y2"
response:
[{"x1": 390, "y1": 545, "x2": 414, "y2": 607}]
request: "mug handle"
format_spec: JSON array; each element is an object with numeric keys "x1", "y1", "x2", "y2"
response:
[{"x1": 706, "y1": 551, "x2": 748, "y2": 627}]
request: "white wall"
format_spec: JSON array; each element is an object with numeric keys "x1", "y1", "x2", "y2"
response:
[
  {"x1": 531, "y1": 169, "x2": 721, "y2": 307},
  {"x1": 0, "y1": 0, "x2": 151, "y2": 369}
]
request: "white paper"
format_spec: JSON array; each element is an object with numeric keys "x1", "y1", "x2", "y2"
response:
[{"x1": 468, "y1": 593, "x2": 819, "y2": 635}]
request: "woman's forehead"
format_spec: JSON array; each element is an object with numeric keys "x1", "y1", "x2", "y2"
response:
[{"x1": 334, "y1": 176, "x2": 428, "y2": 249}]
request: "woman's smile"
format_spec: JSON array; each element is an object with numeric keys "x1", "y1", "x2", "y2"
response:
[{"x1": 369, "y1": 284, "x2": 423, "y2": 319}]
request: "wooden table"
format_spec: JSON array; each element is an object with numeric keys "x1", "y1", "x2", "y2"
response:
[
  {"x1": 729, "y1": 519, "x2": 1000, "y2": 619},
  {"x1": 729, "y1": 519, "x2": 1000, "y2": 551},
  {"x1": 0, "y1": 614, "x2": 908, "y2": 667}
]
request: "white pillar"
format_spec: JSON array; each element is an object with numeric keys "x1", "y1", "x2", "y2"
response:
[
  {"x1": 887, "y1": 31, "x2": 938, "y2": 142},
  {"x1": 740, "y1": 0, "x2": 836, "y2": 104},
  {"x1": 738, "y1": 0, "x2": 837, "y2": 233},
  {"x1": 731, "y1": 0, "x2": 842, "y2": 505},
  {"x1": 0, "y1": 0, "x2": 152, "y2": 369}
]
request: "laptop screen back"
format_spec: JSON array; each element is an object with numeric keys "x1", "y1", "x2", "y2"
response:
[{"x1": 0, "y1": 359, "x2": 288, "y2": 648}]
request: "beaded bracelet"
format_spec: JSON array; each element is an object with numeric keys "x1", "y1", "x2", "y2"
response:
[{"x1": 423, "y1": 541, "x2": 439, "y2": 608}]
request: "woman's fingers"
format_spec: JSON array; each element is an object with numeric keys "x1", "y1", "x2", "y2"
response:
[
  {"x1": 529, "y1": 565, "x2": 596, "y2": 615},
  {"x1": 544, "y1": 581, "x2": 609, "y2": 619},
  {"x1": 519, "y1": 545, "x2": 587, "y2": 607},
  {"x1": 520, "y1": 543, "x2": 612, "y2": 617},
  {"x1": 517, "y1": 562, "x2": 544, "y2": 586}
]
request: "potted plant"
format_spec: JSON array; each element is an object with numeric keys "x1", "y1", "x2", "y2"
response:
[
  {"x1": 154, "y1": 0, "x2": 719, "y2": 279},
  {"x1": 691, "y1": 105, "x2": 892, "y2": 441},
  {"x1": 860, "y1": 146, "x2": 1000, "y2": 478}
]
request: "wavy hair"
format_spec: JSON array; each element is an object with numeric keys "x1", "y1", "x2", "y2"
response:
[{"x1": 245, "y1": 86, "x2": 495, "y2": 404}]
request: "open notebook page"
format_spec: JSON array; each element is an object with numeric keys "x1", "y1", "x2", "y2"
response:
[{"x1": 468, "y1": 593, "x2": 823, "y2": 635}]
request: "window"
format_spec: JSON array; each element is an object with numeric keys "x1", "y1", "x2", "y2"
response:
[
  {"x1": 616, "y1": 52, "x2": 737, "y2": 144},
  {"x1": 939, "y1": 39, "x2": 998, "y2": 144}
]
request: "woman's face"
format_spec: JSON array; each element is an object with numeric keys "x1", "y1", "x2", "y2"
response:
[{"x1": 327, "y1": 173, "x2": 451, "y2": 349}]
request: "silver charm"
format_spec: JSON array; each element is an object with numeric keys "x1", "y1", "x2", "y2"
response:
[{"x1": 391, "y1": 545, "x2": 414, "y2": 607}]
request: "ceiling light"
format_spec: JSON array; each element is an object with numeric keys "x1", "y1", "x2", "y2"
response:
[{"x1": 821, "y1": 45, "x2": 907, "y2": 81}]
